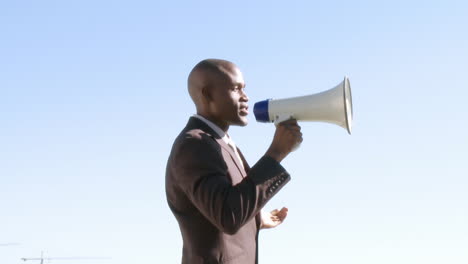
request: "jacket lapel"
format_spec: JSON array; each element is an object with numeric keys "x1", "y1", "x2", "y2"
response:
[
  {"x1": 236, "y1": 147, "x2": 250, "y2": 172},
  {"x1": 214, "y1": 138, "x2": 247, "y2": 178},
  {"x1": 185, "y1": 117, "x2": 247, "y2": 178}
]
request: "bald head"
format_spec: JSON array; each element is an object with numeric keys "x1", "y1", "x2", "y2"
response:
[
  {"x1": 188, "y1": 59, "x2": 237, "y2": 108},
  {"x1": 186, "y1": 59, "x2": 249, "y2": 130}
]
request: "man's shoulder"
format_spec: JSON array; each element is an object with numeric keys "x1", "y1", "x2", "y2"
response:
[
  {"x1": 175, "y1": 117, "x2": 218, "y2": 143},
  {"x1": 183, "y1": 127, "x2": 213, "y2": 141},
  {"x1": 175, "y1": 126, "x2": 215, "y2": 146},
  {"x1": 167, "y1": 125, "x2": 224, "y2": 171},
  {"x1": 171, "y1": 123, "x2": 217, "y2": 153},
  {"x1": 168, "y1": 117, "x2": 221, "y2": 161}
]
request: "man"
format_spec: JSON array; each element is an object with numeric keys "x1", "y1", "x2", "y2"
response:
[{"x1": 166, "y1": 59, "x2": 302, "y2": 263}]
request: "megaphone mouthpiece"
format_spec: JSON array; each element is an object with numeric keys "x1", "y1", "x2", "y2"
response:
[{"x1": 252, "y1": 99, "x2": 270, "y2": 123}]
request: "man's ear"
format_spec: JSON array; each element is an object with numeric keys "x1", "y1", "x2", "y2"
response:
[{"x1": 201, "y1": 85, "x2": 213, "y2": 102}]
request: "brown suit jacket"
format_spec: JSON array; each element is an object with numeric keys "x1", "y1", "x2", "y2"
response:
[{"x1": 166, "y1": 117, "x2": 290, "y2": 264}]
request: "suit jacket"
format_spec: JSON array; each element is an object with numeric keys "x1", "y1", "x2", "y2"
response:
[{"x1": 166, "y1": 117, "x2": 290, "y2": 264}]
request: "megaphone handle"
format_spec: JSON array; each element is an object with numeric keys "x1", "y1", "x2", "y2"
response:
[
  {"x1": 273, "y1": 114, "x2": 293, "y2": 126},
  {"x1": 274, "y1": 114, "x2": 301, "y2": 152}
]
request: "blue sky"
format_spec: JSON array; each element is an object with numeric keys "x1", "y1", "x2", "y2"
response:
[{"x1": 1, "y1": 0, "x2": 467, "y2": 263}]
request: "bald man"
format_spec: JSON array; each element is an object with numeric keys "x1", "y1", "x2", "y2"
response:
[{"x1": 166, "y1": 59, "x2": 302, "y2": 264}]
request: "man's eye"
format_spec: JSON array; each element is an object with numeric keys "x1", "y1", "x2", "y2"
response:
[{"x1": 231, "y1": 85, "x2": 245, "y2": 93}]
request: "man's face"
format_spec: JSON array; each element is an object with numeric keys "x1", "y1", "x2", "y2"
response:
[{"x1": 209, "y1": 66, "x2": 249, "y2": 127}]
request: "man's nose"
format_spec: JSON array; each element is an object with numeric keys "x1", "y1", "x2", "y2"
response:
[{"x1": 241, "y1": 89, "x2": 249, "y2": 102}]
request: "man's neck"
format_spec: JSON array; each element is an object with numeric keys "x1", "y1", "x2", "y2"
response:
[{"x1": 196, "y1": 113, "x2": 229, "y2": 132}]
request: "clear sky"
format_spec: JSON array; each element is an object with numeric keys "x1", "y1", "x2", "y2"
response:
[{"x1": 1, "y1": 0, "x2": 467, "y2": 263}]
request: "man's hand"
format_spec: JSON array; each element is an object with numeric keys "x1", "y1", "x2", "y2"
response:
[
  {"x1": 266, "y1": 119, "x2": 302, "y2": 162},
  {"x1": 260, "y1": 207, "x2": 289, "y2": 229}
]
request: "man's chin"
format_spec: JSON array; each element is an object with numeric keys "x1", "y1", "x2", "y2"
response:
[
  {"x1": 240, "y1": 116, "x2": 249, "y2": 126},
  {"x1": 231, "y1": 118, "x2": 248, "y2": 127}
]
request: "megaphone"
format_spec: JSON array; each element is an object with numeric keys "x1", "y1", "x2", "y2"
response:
[{"x1": 253, "y1": 76, "x2": 353, "y2": 134}]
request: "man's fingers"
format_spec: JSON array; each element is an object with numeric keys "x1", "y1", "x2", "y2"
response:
[
  {"x1": 280, "y1": 120, "x2": 300, "y2": 129},
  {"x1": 277, "y1": 207, "x2": 288, "y2": 220},
  {"x1": 286, "y1": 125, "x2": 301, "y2": 132},
  {"x1": 270, "y1": 207, "x2": 288, "y2": 219},
  {"x1": 279, "y1": 118, "x2": 297, "y2": 125},
  {"x1": 279, "y1": 119, "x2": 301, "y2": 130}
]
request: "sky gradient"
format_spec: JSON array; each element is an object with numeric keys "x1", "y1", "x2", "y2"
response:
[{"x1": 1, "y1": 0, "x2": 467, "y2": 263}]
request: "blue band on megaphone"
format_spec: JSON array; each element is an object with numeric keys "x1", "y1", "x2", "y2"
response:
[{"x1": 253, "y1": 99, "x2": 270, "y2": 122}]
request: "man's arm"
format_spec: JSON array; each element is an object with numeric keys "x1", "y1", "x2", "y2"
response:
[
  {"x1": 172, "y1": 119, "x2": 301, "y2": 235},
  {"x1": 172, "y1": 135, "x2": 290, "y2": 235}
]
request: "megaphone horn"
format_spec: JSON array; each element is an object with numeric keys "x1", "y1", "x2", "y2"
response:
[{"x1": 253, "y1": 77, "x2": 353, "y2": 134}]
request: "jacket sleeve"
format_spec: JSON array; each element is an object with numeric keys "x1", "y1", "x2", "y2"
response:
[{"x1": 172, "y1": 134, "x2": 290, "y2": 235}]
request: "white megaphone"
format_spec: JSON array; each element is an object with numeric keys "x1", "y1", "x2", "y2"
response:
[{"x1": 253, "y1": 77, "x2": 353, "y2": 134}]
